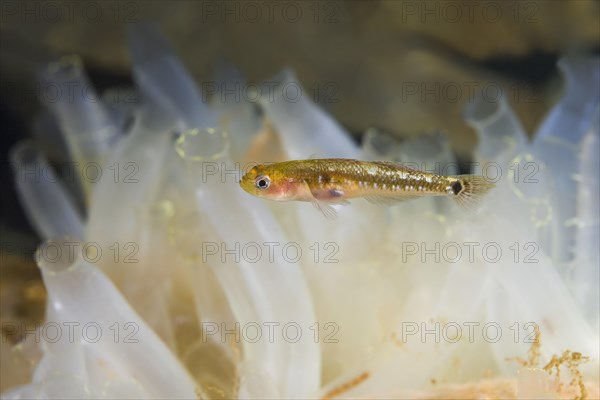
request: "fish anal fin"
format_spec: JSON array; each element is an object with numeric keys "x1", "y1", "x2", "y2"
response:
[{"x1": 364, "y1": 194, "x2": 421, "y2": 206}]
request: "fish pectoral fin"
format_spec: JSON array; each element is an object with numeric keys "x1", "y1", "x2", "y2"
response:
[
  {"x1": 308, "y1": 186, "x2": 348, "y2": 204},
  {"x1": 311, "y1": 199, "x2": 338, "y2": 220},
  {"x1": 307, "y1": 185, "x2": 347, "y2": 218},
  {"x1": 364, "y1": 194, "x2": 421, "y2": 206}
]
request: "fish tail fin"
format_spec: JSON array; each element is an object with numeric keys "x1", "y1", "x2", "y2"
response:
[{"x1": 450, "y1": 174, "x2": 495, "y2": 211}]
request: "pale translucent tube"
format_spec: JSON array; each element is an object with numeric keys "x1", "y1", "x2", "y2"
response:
[
  {"x1": 89, "y1": 30, "x2": 226, "y2": 350},
  {"x1": 464, "y1": 91, "x2": 563, "y2": 263},
  {"x1": 209, "y1": 61, "x2": 263, "y2": 162},
  {"x1": 360, "y1": 127, "x2": 402, "y2": 161},
  {"x1": 486, "y1": 255, "x2": 599, "y2": 377},
  {"x1": 335, "y1": 218, "x2": 495, "y2": 396},
  {"x1": 535, "y1": 56, "x2": 600, "y2": 144},
  {"x1": 40, "y1": 55, "x2": 119, "y2": 160},
  {"x1": 9, "y1": 141, "x2": 84, "y2": 240},
  {"x1": 529, "y1": 150, "x2": 576, "y2": 266},
  {"x1": 128, "y1": 140, "x2": 235, "y2": 352},
  {"x1": 86, "y1": 105, "x2": 174, "y2": 252},
  {"x1": 464, "y1": 92, "x2": 527, "y2": 166},
  {"x1": 40, "y1": 55, "x2": 119, "y2": 199},
  {"x1": 221, "y1": 105, "x2": 263, "y2": 163},
  {"x1": 84, "y1": 105, "x2": 183, "y2": 353},
  {"x1": 175, "y1": 128, "x2": 320, "y2": 398},
  {"x1": 259, "y1": 69, "x2": 359, "y2": 159},
  {"x1": 529, "y1": 56, "x2": 600, "y2": 266},
  {"x1": 84, "y1": 105, "x2": 179, "y2": 346},
  {"x1": 322, "y1": 211, "x2": 599, "y2": 398},
  {"x1": 476, "y1": 214, "x2": 597, "y2": 377},
  {"x1": 572, "y1": 109, "x2": 600, "y2": 327},
  {"x1": 29, "y1": 237, "x2": 197, "y2": 399},
  {"x1": 126, "y1": 23, "x2": 217, "y2": 129},
  {"x1": 88, "y1": 29, "x2": 203, "y2": 247},
  {"x1": 398, "y1": 131, "x2": 458, "y2": 175}
]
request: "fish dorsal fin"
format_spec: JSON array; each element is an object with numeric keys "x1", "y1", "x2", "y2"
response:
[
  {"x1": 311, "y1": 199, "x2": 338, "y2": 220},
  {"x1": 364, "y1": 194, "x2": 421, "y2": 205},
  {"x1": 371, "y1": 160, "x2": 419, "y2": 172},
  {"x1": 371, "y1": 160, "x2": 399, "y2": 166},
  {"x1": 308, "y1": 153, "x2": 325, "y2": 160}
]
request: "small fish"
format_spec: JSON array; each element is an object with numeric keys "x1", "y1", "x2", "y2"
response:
[{"x1": 239, "y1": 159, "x2": 495, "y2": 219}]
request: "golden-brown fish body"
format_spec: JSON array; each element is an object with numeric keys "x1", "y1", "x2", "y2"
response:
[{"x1": 240, "y1": 159, "x2": 494, "y2": 218}]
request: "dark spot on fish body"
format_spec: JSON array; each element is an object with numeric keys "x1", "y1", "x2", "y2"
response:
[{"x1": 452, "y1": 180, "x2": 463, "y2": 195}]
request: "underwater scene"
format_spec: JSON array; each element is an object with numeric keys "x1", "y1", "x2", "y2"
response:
[{"x1": 1, "y1": 2, "x2": 599, "y2": 399}]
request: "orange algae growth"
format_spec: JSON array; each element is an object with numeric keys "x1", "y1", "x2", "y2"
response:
[
  {"x1": 508, "y1": 325, "x2": 591, "y2": 400},
  {"x1": 322, "y1": 371, "x2": 370, "y2": 400},
  {"x1": 544, "y1": 351, "x2": 590, "y2": 400},
  {"x1": 508, "y1": 323, "x2": 542, "y2": 368}
]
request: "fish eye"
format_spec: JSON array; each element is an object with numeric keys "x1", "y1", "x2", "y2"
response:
[{"x1": 255, "y1": 175, "x2": 270, "y2": 189}]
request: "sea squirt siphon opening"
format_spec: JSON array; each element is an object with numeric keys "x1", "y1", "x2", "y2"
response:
[
  {"x1": 35, "y1": 236, "x2": 83, "y2": 276},
  {"x1": 464, "y1": 92, "x2": 507, "y2": 129},
  {"x1": 175, "y1": 127, "x2": 230, "y2": 162}
]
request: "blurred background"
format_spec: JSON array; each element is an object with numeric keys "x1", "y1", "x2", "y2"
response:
[{"x1": 0, "y1": 0, "x2": 599, "y2": 393}]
